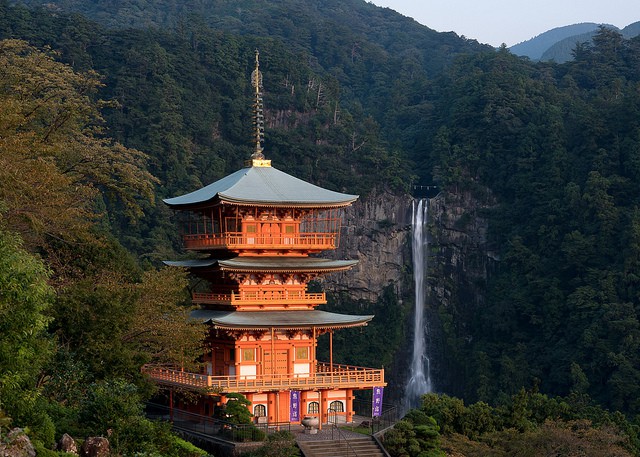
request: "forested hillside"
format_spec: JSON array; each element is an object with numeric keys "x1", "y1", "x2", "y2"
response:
[
  {"x1": 1, "y1": 0, "x2": 640, "y2": 454},
  {"x1": 425, "y1": 30, "x2": 640, "y2": 418}
]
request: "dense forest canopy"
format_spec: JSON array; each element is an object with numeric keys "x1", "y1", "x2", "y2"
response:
[
  {"x1": 428, "y1": 31, "x2": 640, "y2": 416},
  {"x1": 1, "y1": 0, "x2": 640, "y2": 453}
]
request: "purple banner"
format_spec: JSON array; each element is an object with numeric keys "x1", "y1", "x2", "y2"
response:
[
  {"x1": 290, "y1": 390, "x2": 301, "y2": 422},
  {"x1": 372, "y1": 386, "x2": 384, "y2": 417}
]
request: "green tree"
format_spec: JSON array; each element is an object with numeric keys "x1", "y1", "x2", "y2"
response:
[
  {"x1": 384, "y1": 410, "x2": 445, "y2": 457},
  {"x1": 0, "y1": 39, "x2": 156, "y2": 254},
  {"x1": 223, "y1": 393, "x2": 253, "y2": 425},
  {"x1": 0, "y1": 227, "x2": 54, "y2": 443}
]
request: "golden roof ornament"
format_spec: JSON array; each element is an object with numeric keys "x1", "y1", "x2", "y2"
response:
[{"x1": 247, "y1": 50, "x2": 271, "y2": 167}]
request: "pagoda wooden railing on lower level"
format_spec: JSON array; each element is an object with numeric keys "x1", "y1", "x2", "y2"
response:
[
  {"x1": 142, "y1": 362, "x2": 384, "y2": 393},
  {"x1": 192, "y1": 291, "x2": 326, "y2": 306},
  {"x1": 183, "y1": 232, "x2": 337, "y2": 251}
]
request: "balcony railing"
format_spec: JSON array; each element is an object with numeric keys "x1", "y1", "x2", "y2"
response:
[
  {"x1": 192, "y1": 291, "x2": 327, "y2": 306},
  {"x1": 142, "y1": 363, "x2": 384, "y2": 394},
  {"x1": 183, "y1": 232, "x2": 337, "y2": 251}
]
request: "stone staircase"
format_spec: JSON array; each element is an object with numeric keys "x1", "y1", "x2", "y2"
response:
[{"x1": 297, "y1": 436, "x2": 386, "y2": 457}]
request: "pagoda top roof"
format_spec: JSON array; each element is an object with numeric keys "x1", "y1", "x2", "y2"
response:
[
  {"x1": 163, "y1": 162, "x2": 358, "y2": 209},
  {"x1": 164, "y1": 257, "x2": 358, "y2": 273},
  {"x1": 191, "y1": 309, "x2": 373, "y2": 330}
]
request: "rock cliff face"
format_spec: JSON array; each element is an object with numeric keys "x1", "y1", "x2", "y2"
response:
[
  {"x1": 321, "y1": 187, "x2": 496, "y2": 399},
  {"x1": 322, "y1": 189, "x2": 414, "y2": 300}
]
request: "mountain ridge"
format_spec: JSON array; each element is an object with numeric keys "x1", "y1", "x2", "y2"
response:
[
  {"x1": 510, "y1": 20, "x2": 640, "y2": 61},
  {"x1": 13, "y1": 0, "x2": 491, "y2": 73}
]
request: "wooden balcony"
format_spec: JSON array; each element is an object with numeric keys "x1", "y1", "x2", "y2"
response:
[
  {"x1": 142, "y1": 362, "x2": 385, "y2": 394},
  {"x1": 183, "y1": 232, "x2": 337, "y2": 251},
  {"x1": 192, "y1": 291, "x2": 327, "y2": 307}
]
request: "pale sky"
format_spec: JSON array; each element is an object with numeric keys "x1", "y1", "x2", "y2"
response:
[{"x1": 369, "y1": 0, "x2": 640, "y2": 47}]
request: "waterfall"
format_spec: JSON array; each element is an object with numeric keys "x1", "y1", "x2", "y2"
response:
[{"x1": 404, "y1": 199, "x2": 433, "y2": 412}]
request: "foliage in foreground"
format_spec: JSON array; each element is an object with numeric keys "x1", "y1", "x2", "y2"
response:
[
  {"x1": 383, "y1": 409, "x2": 445, "y2": 457},
  {"x1": 0, "y1": 227, "x2": 54, "y2": 446},
  {"x1": 243, "y1": 430, "x2": 301, "y2": 457},
  {"x1": 384, "y1": 392, "x2": 640, "y2": 457},
  {"x1": 0, "y1": 39, "x2": 207, "y2": 456}
]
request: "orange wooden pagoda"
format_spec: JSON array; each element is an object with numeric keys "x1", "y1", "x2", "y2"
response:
[{"x1": 143, "y1": 52, "x2": 385, "y2": 425}]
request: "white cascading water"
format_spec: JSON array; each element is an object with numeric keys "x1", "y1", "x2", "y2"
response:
[{"x1": 404, "y1": 199, "x2": 433, "y2": 412}]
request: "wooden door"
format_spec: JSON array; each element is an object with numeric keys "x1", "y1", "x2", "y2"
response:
[
  {"x1": 263, "y1": 350, "x2": 289, "y2": 378},
  {"x1": 261, "y1": 223, "x2": 281, "y2": 244}
]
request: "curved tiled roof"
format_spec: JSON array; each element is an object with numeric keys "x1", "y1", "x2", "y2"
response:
[
  {"x1": 191, "y1": 309, "x2": 373, "y2": 330},
  {"x1": 163, "y1": 257, "x2": 358, "y2": 272},
  {"x1": 164, "y1": 165, "x2": 358, "y2": 208}
]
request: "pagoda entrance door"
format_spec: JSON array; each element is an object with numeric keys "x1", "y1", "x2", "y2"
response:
[
  {"x1": 261, "y1": 223, "x2": 281, "y2": 244},
  {"x1": 263, "y1": 350, "x2": 288, "y2": 379}
]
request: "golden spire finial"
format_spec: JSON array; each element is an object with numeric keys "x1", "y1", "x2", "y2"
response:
[{"x1": 250, "y1": 49, "x2": 265, "y2": 161}]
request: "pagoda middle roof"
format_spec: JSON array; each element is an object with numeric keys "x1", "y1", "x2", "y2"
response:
[
  {"x1": 164, "y1": 257, "x2": 358, "y2": 273},
  {"x1": 191, "y1": 309, "x2": 373, "y2": 330},
  {"x1": 163, "y1": 165, "x2": 358, "y2": 208}
]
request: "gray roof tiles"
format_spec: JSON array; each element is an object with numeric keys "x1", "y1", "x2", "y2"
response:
[
  {"x1": 163, "y1": 257, "x2": 358, "y2": 272},
  {"x1": 190, "y1": 309, "x2": 373, "y2": 330},
  {"x1": 164, "y1": 165, "x2": 358, "y2": 208}
]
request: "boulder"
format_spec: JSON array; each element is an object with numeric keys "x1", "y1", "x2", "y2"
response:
[
  {"x1": 0, "y1": 428, "x2": 36, "y2": 457},
  {"x1": 57, "y1": 434, "x2": 78, "y2": 455},
  {"x1": 80, "y1": 437, "x2": 110, "y2": 457}
]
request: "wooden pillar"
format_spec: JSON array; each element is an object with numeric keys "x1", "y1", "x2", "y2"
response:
[
  {"x1": 329, "y1": 330, "x2": 333, "y2": 372},
  {"x1": 169, "y1": 389, "x2": 174, "y2": 422},
  {"x1": 288, "y1": 345, "x2": 295, "y2": 375},
  {"x1": 319, "y1": 390, "x2": 329, "y2": 430},
  {"x1": 312, "y1": 327, "x2": 317, "y2": 374},
  {"x1": 301, "y1": 390, "x2": 309, "y2": 418},
  {"x1": 346, "y1": 389, "x2": 354, "y2": 423},
  {"x1": 267, "y1": 392, "x2": 276, "y2": 423},
  {"x1": 270, "y1": 327, "x2": 275, "y2": 374}
]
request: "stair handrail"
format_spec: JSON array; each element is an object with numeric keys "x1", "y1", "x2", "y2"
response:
[
  {"x1": 328, "y1": 408, "x2": 359, "y2": 457},
  {"x1": 372, "y1": 432, "x2": 392, "y2": 457}
]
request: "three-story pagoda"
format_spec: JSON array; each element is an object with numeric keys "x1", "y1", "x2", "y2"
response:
[{"x1": 143, "y1": 52, "x2": 385, "y2": 425}]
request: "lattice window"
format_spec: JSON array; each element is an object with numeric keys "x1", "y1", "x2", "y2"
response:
[
  {"x1": 329, "y1": 401, "x2": 344, "y2": 412},
  {"x1": 254, "y1": 404, "x2": 266, "y2": 417}
]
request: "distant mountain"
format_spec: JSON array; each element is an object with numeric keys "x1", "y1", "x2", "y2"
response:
[
  {"x1": 510, "y1": 21, "x2": 640, "y2": 62},
  {"x1": 509, "y1": 23, "x2": 602, "y2": 60},
  {"x1": 540, "y1": 29, "x2": 605, "y2": 63},
  {"x1": 622, "y1": 21, "x2": 640, "y2": 38}
]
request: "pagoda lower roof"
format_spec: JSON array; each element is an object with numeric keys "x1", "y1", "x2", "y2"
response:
[
  {"x1": 190, "y1": 309, "x2": 373, "y2": 330},
  {"x1": 163, "y1": 164, "x2": 358, "y2": 209},
  {"x1": 164, "y1": 257, "x2": 358, "y2": 273}
]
